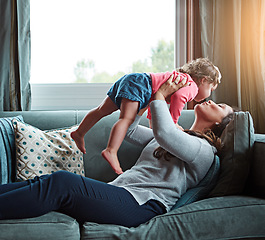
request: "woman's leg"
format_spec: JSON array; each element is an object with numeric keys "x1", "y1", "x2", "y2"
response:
[
  {"x1": 101, "y1": 99, "x2": 139, "y2": 175},
  {"x1": 0, "y1": 171, "x2": 165, "y2": 227},
  {"x1": 0, "y1": 173, "x2": 69, "y2": 220},
  {"x1": 54, "y1": 172, "x2": 165, "y2": 227},
  {"x1": 71, "y1": 96, "x2": 118, "y2": 154},
  {"x1": 0, "y1": 180, "x2": 33, "y2": 195}
]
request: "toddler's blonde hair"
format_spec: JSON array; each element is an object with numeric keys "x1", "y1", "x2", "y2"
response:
[{"x1": 178, "y1": 58, "x2": 221, "y2": 86}]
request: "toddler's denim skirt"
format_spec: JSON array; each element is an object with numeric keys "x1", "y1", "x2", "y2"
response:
[{"x1": 107, "y1": 73, "x2": 152, "y2": 111}]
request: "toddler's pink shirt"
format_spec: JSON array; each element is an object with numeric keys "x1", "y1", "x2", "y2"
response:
[{"x1": 147, "y1": 71, "x2": 198, "y2": 124}]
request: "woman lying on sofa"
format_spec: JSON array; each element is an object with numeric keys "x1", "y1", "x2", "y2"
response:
[{"x1": 0, "y1": 75, "x2": 234, "y2": 227}]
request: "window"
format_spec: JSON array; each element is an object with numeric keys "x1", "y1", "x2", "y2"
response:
[{"x1": 30, "y1": 0, "x2": 176, "y2": 84}]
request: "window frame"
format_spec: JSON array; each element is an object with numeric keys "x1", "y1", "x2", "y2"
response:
[
  {"x1": 31, "y1": 0, "x2": 187, "y2": 111},
  {"x1": 31, "y1": 83, "x2": 111, "y2": 110}
]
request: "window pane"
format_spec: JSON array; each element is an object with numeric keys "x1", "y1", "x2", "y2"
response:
[{"x1": 30, "y1": 0, "x2": 175, "y2": 83}]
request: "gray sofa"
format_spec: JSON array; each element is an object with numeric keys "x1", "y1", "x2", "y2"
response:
[{"x1": 0, "y1": 109, "x2": 264, "y2": 240}]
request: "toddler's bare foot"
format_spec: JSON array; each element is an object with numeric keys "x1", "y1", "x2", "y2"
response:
[
  {"x1": 101, "y1": 148, "x2": 123, "y2": 175},
  {"x1": 70, "y1": 131, "x2": 86, "y2": 154}
]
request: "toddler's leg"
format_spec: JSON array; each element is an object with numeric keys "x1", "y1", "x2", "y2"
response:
[
  {"x1": 102, "y1": 99, "x2": 139, "y2": 175},
  {"x1": 71, "y1": 97, "x2": 118, "y2": 154}
]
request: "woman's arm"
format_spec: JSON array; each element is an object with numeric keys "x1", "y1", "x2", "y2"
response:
[
  {"x1": 151, "y1": 100, "x2": 215, "y2": 164},
  {"x1": 151, "y1": 77, "x2": 215, "y2": 164},
  {"x1": 125, "y1": 114, "x2": 154, "y2": 147}
]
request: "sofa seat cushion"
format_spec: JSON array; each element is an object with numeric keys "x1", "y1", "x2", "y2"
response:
[
  {"x1": 80, "y1": 196, "x2": 265, "y2": 240},
  {"x1": 0, "y1": 212, "x2": 80, "y2": 240}
]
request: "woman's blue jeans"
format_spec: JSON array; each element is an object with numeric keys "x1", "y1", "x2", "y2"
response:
[{"x1": 0, "y1": 171, "x2": 165, "y2": 227}]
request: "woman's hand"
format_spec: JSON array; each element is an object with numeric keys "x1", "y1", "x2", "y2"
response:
[{"x1": 154, "y1": 74, "x2": 189, "y2": 101}]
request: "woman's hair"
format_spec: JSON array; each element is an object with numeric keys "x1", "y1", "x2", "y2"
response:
[
  {"x1": 177, "y1": 58, "x2": 221, "y2": 86},
  {"x1": 153, "y1": 112, "x2": 235, "y2": 161}
]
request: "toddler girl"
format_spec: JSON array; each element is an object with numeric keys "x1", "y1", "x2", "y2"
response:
[{"x1": 71, "y1": 58, "x2": 221, "y2": 175}]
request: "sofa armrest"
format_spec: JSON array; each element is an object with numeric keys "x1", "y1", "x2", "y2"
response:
[{"x1": 245, "y1": 134, "x2": 265, "y2": 198}]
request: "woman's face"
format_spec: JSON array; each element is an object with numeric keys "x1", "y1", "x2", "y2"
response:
[{"x1": 194, "y1": 100, "x2": 233, "y2": 124}]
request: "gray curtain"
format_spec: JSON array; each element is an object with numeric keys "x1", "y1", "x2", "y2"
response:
[
  {"x1": 0, "y1": 0, "x2": 31, "y2": 111},
  {"x1": 199, "y1": 0, "x2": 265, "y2": 133}
]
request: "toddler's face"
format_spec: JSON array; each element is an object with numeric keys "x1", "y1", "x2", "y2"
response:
[{"x1": 194, "y1": 80, "x2": 217, "y2": 102}]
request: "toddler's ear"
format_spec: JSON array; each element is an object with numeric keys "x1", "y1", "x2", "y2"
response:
[
  {"x1": 197, "y1": 77, "x2": 206, "y2": 86},
  {"x1": 201, "y1": 77, "x2": 208, "y2": 84},
  {"x1": 212, "y1": 83, "x2": 218, "y2": 91}
]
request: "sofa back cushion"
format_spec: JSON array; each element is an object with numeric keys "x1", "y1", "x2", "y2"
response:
[
  {"x1": 208, "y1": 111, "x2": 255, "y2": 197},
  {"x1": 81, "y1": 111, "x2": 149, "y2": 182}
]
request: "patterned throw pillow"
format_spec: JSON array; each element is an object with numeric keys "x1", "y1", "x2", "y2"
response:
[{"x1": 12, "y1": 119, "x2": 85, "y2": 181}]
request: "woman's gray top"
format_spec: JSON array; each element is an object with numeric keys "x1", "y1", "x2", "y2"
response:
[{"x1": 109, "y1": 100, "x2": 216, "y2": 211}]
